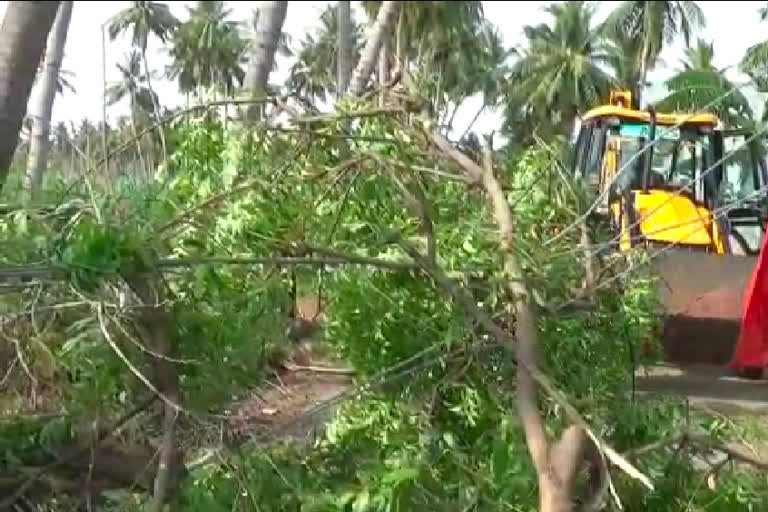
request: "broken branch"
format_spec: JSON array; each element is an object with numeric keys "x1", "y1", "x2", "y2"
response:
[{"x1": 156, "y1": 254, "x2": 418, "y2": 272}]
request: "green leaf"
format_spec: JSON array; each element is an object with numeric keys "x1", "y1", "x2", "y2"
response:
[
  {"x1": 382, "y1": 467, "x2": 418, "y2": 486},
  {"x1": 352, "y1": 490, "x2": 371, "y2": 512},
  {"x1": 491, "y1": 439, "x2": 509, "y2": 483}
]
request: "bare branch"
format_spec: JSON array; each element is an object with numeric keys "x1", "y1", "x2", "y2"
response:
[
  {"x1": 625, "y1": 430, "x2": 768, "y2": 471},
  {"x1": 625, "y1": 432, "x2": 687, "y2": 460},
  {"x1": 290, "y1": 107, "x2": 405, "y2": 125},
  {"x1": 281, "y1": 363, "x2": 356, "y2": 375},
  {"x1": 156, "y1": 254, "x2": 418, "y2": 272},
  {"x1": 378, "y1": 157, "x2": 436, "y2": 262},
  {"x1": 687, "y1": 433, "x2": 768, "y2": 470},
  {"x1": 96, "y1": 303, "x2": 182, "y2": 413}
]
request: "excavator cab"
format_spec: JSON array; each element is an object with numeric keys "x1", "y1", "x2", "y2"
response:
[
  {"x1": 573, "y1": 93, "x2": 767, "y2": 254},
  {"x1": 714, "y1": 129, "x2": 768, "y2": 256},
  {"x1": 572, "y1": 91, "x2": 768, "y2": 367}
]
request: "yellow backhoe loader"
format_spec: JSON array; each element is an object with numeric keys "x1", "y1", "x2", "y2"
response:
[{"x1": 572, "y1": 90, "x2": 768, "y2": 366}]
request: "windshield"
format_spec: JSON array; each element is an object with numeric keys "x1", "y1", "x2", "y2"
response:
[
  {"x1": 611, "y1": 123, "x2": 711, "y2": 201},
  {"x1": 718, "y1": 135, "x2": 761, "y2": 205}
]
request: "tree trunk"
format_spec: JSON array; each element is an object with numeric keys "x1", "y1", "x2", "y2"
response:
[
  {"x1": 142, "y1": 49, "x2": 167, "y2": 165},
  {"x1": 394, "y1": 7, "x2": 406, "y2": 74},
  {"x1": 129, "y1": 98, "x2": 147, "y2": 178},
  {"x1": 637, "y1": 39, "x2": 650, "y2": 108},
  {"x1": 24, "y1": 1, "x2": 73, "y2": 200},
  {"x1": 0, "y1": 1, "x2": 60, "y2": 191},
  {"x1": 378, "y1": 37, "x2": 391, "y2": 86},
  {"x1": 121, "y1": 273, "x2": 181, "y2": 512},
  {"x1": 349, "y1": 1, "x2": 402, "y2": 97},
  {"x1": 243, "y1": 1, "x2": 288, "y2": 121},
  {"x1": 377, "y1": 37, "x2": 391, "y2": 106},
  {"x1": 460, "y1": 104, "x2": 485, "y2": 141},
  {"x1": 336, "y1": 0, "x2": 352, "y2": 97},
  {"x1": 101, "y1": 24, "x2": 110, "y2": 178},
  {"x1": 562, "y1": 107, "x2": 577, "y2": 140}
]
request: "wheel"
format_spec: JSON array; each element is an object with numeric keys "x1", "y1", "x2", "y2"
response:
[{"x1": 735, "y1": 366, "x2": 764, "y2": 380}]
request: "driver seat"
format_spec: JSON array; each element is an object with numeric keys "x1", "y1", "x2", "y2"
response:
[{"x1": 725, "y1": 207, "x2": 766, "y2": 256}]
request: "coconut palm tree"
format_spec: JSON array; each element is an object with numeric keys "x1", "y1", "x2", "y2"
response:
[
  {"x1": 356, "y1": 1, "x2": 501, "y2": 129},
  {"x1": 54, "y1": 69, "x2": 76, "y2": 96},
  {"x1": 245, "y1": 8, "x2": 293, "y2": 74},
  {"x1": 53, "y1": 122, "x2": 70, "y2": 153},
  {"x1": 337, "y1": 1, "x2": 353, "y2": 96},
  {"x1": 453, "y1": 24, "x2": 511, "y2": 138},
  {"x1": 286, "y1": 4, "x2": 363, "y2": 104},
  {"x1": 33, "y1": 66, "x2": 77, "y2": 97},
  {"x1": 108, "y1": 1, "x2": 178, "y2": 161},
  {"x1": 107, "y1": 51, "x2": 157, "y2": 115},
  {"x1": 25, "y1": 1, "x2": 74, "y2": 199},
  {"x1": 657, "y1": 39, "x2": 752, "y2": 127},
  {"x1": 656, "y1": 70, "x2": 752, "y2": 127},
  {"x1": 359, "y1": 1, "x2": 485, "y2": 84},
  {"x1": 433, "y1": 18, "x2": 511, "y2": 131},
  {"x1": 506, "y1": 1, "x2": 616, "y2": 138},
  {"x1": 107, "y1": 51, "x2": 158, "y2": 172},
  {"x1": 602, "y1": 23, "x2": 644, "y2": 104},
  {"x1": 740, "y1": 4, "x2": 768, "y2": 121},
  {"x1": 681, "y1": 38, "x2": 715, "y2": 70},
  {"x1": 349, "y1": 1, "x2": 402, "y2": 96},
  {"x1": 167, "y1": 1, "x2": 246, "y2": 101},
  {"x1": 243, "y1": 0, "x2": 288, "y2": 120},
  {"x1": 107, "y1": 1, "x2": 179, "y2": 59},
  {"x1": 0, "y1": 1, "x2": 60, "y2": 190},
  {"x1": 108, "y1": 1, "x2": 178, "y2": 115},
  {"x1": 603, "y1": 0, "x2": 705, "y2": 105}
]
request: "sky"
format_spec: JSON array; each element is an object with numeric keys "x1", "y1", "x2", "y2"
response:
[{"x1": 1, "y1": 0, "x2": 767, "y2": 138}]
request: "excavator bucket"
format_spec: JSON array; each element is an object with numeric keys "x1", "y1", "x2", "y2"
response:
[{"x1": 652, "y1": 250, "x2": 758, "y2": 365}]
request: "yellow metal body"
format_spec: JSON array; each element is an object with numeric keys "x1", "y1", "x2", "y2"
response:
[
  {"x1": 582, "y1": 92, "x2": 723, "y2": 254},
  {"x1": 581, "y1": 105, "x2": 719, "y2": 127},
  {"x1": 610, "y1": 191, "x2": 726, "y2": 252},
  {"x1": 581, "y1": 91, "x2": 766, "y2": 368}
]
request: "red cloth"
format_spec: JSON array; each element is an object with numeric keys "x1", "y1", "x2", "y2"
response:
[{"x1": 730, "y1": 231, "x2": 768, "y2": 369}]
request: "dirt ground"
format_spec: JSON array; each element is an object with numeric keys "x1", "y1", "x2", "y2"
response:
[{"x1": 223, "y1": 344, "x2": 355, "y2": 445}]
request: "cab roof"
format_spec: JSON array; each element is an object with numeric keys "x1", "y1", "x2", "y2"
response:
[{"x1": 581, "y1": 105, "x2": 719, "y2": 126}]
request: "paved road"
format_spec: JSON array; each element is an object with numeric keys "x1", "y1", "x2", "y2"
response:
[{"x1": 635, "y1": 364, "x2": 768, "y2": 415}]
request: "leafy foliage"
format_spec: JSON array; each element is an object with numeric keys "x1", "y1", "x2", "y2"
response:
[
  {"x1": 4, "y1": 1, "x2": 768, "y2": 511},
  {"x1": 505, "y1": 1, "x2": 616, "y2": 138},
  {"x1": 740, "y1": 3, "x2": 768, "y2": 121},
  {"x1": 107, "y1": 0, "x2": 179, "y2": 53},
  {"x1": 603, "y1": 0, "x2": 706, "y2": 77},
  {"x1": 3, "y1": 97, "x2": 768, "y2": 509},
  {"x1": 106, "y1": 50, "x2": 159, "y2": 114},
  {"x1": 166, "y1": 0, "x2": 246, "y2": 97},
  {"x1": 656, "y1": 70, "x2": 753, "y2": 127},
  {"x1": 286, "y1": 4, "x2": 364, "y2": 104}
]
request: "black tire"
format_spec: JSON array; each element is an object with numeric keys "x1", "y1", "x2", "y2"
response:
[{"x1": 736, "y1": 366, "x2": 764, "y2": 380}]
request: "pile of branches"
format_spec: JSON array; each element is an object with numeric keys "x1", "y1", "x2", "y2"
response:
[{"x1": 0, "y1": 74, "x2": 766, "y2": 512}]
